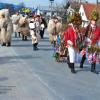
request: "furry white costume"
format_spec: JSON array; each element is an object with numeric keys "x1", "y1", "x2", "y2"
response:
[
  {"x1": 47, "y1": 17, "x2": 62, "y2": 44},
  {"x1": 0, "y1": 9, "x2": 13, "y2": 46},
  {"x1": 11, "y1": 13, "x2": 21, "y2": 37},
  {"x1": 18, "y1": 16, "x2": 30, "y2": 40}
]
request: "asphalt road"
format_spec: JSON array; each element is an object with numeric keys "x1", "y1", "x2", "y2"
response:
[{"x1": 0, "y1": 32, "x2": 100, "y2": 100}]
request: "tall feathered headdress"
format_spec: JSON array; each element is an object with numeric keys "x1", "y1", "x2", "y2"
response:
[
  {"x1": 89, "y1": 9, "x2": 99, "y2": 21},
  {"x1": 70, "y1": 12, "x2": 82, "y2": 26}
]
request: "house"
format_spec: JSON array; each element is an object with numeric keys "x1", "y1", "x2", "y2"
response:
[{"x1": 79, "y1": 3, "x2": 100, "y2": 27}]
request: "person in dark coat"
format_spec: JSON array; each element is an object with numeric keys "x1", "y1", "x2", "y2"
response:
[{"x1": 40, "y1": 17, "x2": 47, "y2": 39}]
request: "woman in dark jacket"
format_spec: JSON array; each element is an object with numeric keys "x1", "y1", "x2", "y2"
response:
[{"x1": 40, "y1": 17, "x2": 47, "y2": 39}]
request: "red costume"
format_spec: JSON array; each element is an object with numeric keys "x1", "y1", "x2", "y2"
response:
[
  {"x1": 63, "y1": 24, "x2": 82, "y2": 49},
  {"x1": 80, "y1": 23, "x2": 100, "y2": 73},
  {"x1": 63, "y1": 24, "x2": 81, "y2": 73},
  {"x1": 85, "y1": 24, "x2": 100, "y2": 45},
  {"x1": 63, "y1": 25, "x2": 76, "y2": 47}
]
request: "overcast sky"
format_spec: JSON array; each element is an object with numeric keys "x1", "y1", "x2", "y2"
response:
[{"x1": 1, "y1": 0, "x2": 97, "y2": 7}]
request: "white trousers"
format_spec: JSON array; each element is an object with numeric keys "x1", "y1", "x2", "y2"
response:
[
  {"x1": 30, "y1": 30, "x2": 38, "y2": 44},
  {"x1": 68, "y1": 46, "x2": 75, "y2": 63}
]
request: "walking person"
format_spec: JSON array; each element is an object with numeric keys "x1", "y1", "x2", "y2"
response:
[
  {"x1": 40, "y1": 17, "x2": 47, "y2": 39},
  {"x1": 29, "y1": 18, "x2": 38, "y2": 50},
  {"x1": 35, "y1": 15, "x2": 41, "y2": 39},
  {"x1": 63, "y1": 12, "x2": 82, "y2": 73},
  {"x1": 80, "y1": 10, "x2": 100, "y2": 73},
  {"x1": 47, "y1": 16, "x2": 62, "y2": 47}
]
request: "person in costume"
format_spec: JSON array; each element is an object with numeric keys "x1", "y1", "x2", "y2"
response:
[
  {"x1": 0, "y1": 9, "x2": 13, "y2": 47},
  {"x1": 47, "y1": 16, "x2": 62, "y2": 47},
  {"x1": 29, "y1": 17, "x2": 38, "y2": 50},
  {"x1": 35, "y1": 15, "x2": 41, "y2": 39},
  {"x1": 11, "y1": 12, "x2": 21, "y2": 38},
  {"x1": 63, "y1": 12, "x2": 82, "y2": 73},
  {"x1": 80, "y1": 9, "x2": 100, "y2": 73}
]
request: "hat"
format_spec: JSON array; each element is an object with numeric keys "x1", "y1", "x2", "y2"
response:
[
  {"x1": 70, "y1": 12, "x2": 82, "y2": 25},
  {"x1": 89, "y1": 9, "x2": 99, "y2": 21}
]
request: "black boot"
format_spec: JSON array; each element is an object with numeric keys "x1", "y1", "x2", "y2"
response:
[
  {"x1": 22, "y1": 35, "x2": 24, "y2": 41},
  {"x1": 34, "y1": 43, "x2": 38, "y2": 50},
  {"x1": 70, "y1": 63, "x2": 76, "y2": 73},
  {"x1": 6, "y1": 42, "x2": 11, "y2": 47},
  {"x1": 15, "y1": 32, "x2": 17, "y2": 38},
  {"x1": 25, "y1": 36, "x2": 27, "y2": 41},
  {"x1": 91, "y1": 63, "x2": 98, "y2": 74},
  {"x1": 80, "y1": 54, "x2": 86, "y2": 68},
  {"x1": 33, "y1": 43, "x2": 38, "y2": 51},
  {"x1": 18, "y1": 32, "x2": 21, "y2": 37},
  {"x1": 1, "y1": 42, "x2": 6, "y2": 46}
]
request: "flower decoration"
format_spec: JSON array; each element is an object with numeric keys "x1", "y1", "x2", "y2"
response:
[
  {"x1": 70, "y1": 12, "x2": 82, "y2": 25},
  {"x1": 89, "y1": 9, "x2": 99, "y2": 21}
]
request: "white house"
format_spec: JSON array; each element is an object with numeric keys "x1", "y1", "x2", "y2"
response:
[
  {"x1": 79, "y1": 3, "x2": 100, "y2": 27},
  {"x1": 79, "y1": 4, "x2": 89, "y2": 27}
]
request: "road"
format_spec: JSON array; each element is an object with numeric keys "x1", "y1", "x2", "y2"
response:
[{"x1": 0, "y1": 32, "x2": 100, "y2": 100}]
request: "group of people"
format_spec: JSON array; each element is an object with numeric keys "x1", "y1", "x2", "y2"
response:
[
  {"x1": 0, "y1": 9, "x2": 47, "y2": 51},
  {"x1": 29, "y1": 15, "x2": 47, "y2": 50},
  {"x1": 57, "y1": 10, "x2": 100, "y2": 74},
  {"x1": 0, "y1": 8, "x2": 100, "y2": 74},
  {"x1": 47, "y1": 10, "x2": 100, "y2": 74}
]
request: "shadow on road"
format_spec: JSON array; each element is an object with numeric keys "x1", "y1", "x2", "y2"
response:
[
  {"x1": 0, "y1": 77, "x2": 8, "y2": 82},
  {"x1": 75, "y1": 64, "x2": 100, "y2": 74},
  {"x1": 12, "y1": 44, "x2": 32, "y2": 47},
  {"x1": 38, "y1": 48, "x2": 53, "y2": 51},
  {"x1": 0, "y1": 55, "x2": 41, "y2": 65}
]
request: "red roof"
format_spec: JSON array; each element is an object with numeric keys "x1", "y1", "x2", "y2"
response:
[{"x1": 82, "y1": 3, "x2": 100, "y2": 19}]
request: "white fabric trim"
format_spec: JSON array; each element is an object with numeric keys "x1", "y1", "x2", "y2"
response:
[{"x1": 68, "y1": 46, "x2": 75, "y2": 63}]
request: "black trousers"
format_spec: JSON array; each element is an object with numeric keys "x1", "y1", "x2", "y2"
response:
[
  {"x1": 40, "y1": 29, "x2": 44, "y2": 38},
  {"x1": 80, "y1": 54, "x2": 96, "y2": 71}
]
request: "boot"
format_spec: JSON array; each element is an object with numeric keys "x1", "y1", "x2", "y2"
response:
[
  {"x1": 6, "y1": 42, "x2": 11, "y2": 47},
  {"x1": 34, "y1": 43, "x2": 38, "y2": 50},
  {"x1": 15, "y1": 32, "x2": 17, "y2": 38},
  {"x1": 80, "y1": 54, "x2": 86, "y2": 68},
  {"x1": 25, "y1": 36, "x2": 27, "y2": 41},
  {"x1": 91, "y1": 63, "x2": 97, "y2": 74},
  {"x1": 33, "y1": 43, "x2": 38, "y2": 50},
  {"x1": 1, "y1": 42, "x2": 6, "y2": 46},
  {"x1": 70, "y1": 63, "x2": 76, "y2": 73},
  {"x1": 18, "y1": 32, "x2": 21, "y2": 37},
  {"x1": 22, "y1": 35, "x2": 24, "y2": 41}
]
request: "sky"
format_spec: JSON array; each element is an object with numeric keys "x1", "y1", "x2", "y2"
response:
[{"x1": 1, "y1": 0, "x2": 97, "y2": 7}]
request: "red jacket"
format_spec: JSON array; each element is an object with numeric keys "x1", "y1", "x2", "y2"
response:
[
  {"x1": 84, "y1": 24, "x2": 100, "y2": 45},
  {"x1": 91, "y1": 26, "x2": 100, "y2": 45},
  {"x1": 63, "y1": 25, "x2": 77, "y2": 47}
]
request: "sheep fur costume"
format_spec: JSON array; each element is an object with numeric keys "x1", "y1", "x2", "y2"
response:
[
  {"x1": 47, "y1": 16, "x2": 62, "y2": 43},
  {"x1": 0, "y1": 9, "x2": 13, "y2": 46}
]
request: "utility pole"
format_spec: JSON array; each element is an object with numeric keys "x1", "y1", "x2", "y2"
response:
[
  {"x1": 96, "y1": 0, "x2": 98, "y2": 11},
  {"x1": 49, "y1": 0, "x2": 54, "y2": 16},
  {"x1": 96, "y1": 0, "x2": 98, "y2": 4}
]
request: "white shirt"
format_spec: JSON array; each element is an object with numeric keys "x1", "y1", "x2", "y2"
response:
[{"x1": 29, "y1": 22, "x2": 36, "y2": 29}]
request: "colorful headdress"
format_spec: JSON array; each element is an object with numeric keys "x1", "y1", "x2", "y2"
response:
[
  {"x1": 89, "y1": 9, "x2": 99, "y2": 21},
  {"x1": 70, "y1": 12, "x2": 82, "y2": 25}
]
